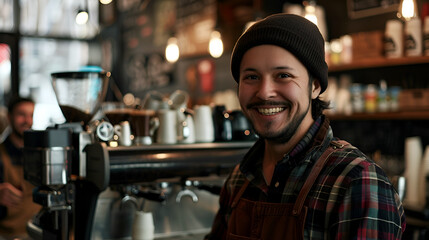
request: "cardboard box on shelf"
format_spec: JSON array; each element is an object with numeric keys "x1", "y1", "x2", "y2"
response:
[
  {"x1": 399, "y1": 89, "x2": 429, "y2": 110},
  {"x1": 351, "y1": 31, "x2": 384, "y2": 60}
]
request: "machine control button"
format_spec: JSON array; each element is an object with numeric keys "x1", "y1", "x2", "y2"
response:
[{"x1": 96, "y1": 121, "x2": 114, "y2": 141}]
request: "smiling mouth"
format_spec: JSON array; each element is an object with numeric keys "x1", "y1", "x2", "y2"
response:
[{"x1": 257, "y1": 107, "x2": 285, "y2": 115}]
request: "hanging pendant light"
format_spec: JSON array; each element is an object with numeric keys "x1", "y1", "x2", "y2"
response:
[
  {"x1": 99, "y1": 0, "x2": 113, "y2": 4},
  {"x1": 76, "y1": 0, "x2": 89, "y2": 25},
  {"x1": 304, "y1": 0, "x2": 318, "y2": 26},
  {"x1": 76, "y1": 10, "x2": 89, "y2": 25},
  {"x1": 165, "y1": 37, "x2": 180, "y2": 63},
  {"x1": 209, "y1": 30, "x2": 223, "y2": 58}
]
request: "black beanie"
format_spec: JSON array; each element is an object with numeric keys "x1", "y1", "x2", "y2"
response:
[{"x1": 231, "y1": 13, "x2": 328, "y2": 93}]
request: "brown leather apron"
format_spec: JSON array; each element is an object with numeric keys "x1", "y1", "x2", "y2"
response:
[
  {"x1": 0, "y1": 144, "x2": 41, "y2": 238},
  {"x1": 226, "y1": 141, "x2": 346, "y2": 240}
]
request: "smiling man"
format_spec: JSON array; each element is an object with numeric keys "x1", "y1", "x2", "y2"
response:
[{"x1": 206, "y1": 14, "x2": 405, "y2": 240}]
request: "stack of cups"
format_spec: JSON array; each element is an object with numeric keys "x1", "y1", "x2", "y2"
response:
[
  {"x1": 424, "y1": 16, "x2": 429, "y2": 56},
  {"x1": 403, "y1": 137, "x2": 426, "y2": 211},
  {"x1": 132, "y1": 211, "x2": 154, "y2": 240},
  {"x1": 404, "y1": 17, "x2": 422, "y2": 56},
  {"x1": 384, "y1": 19, "x2": 403, "y2": 58}
]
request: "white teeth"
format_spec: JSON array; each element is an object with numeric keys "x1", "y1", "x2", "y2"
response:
[{"x1": 257, "y1": 107, "x2": 284, "y2": 115}]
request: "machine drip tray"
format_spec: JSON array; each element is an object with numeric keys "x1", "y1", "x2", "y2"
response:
[
  {"x1": 155, "y1": 231, "x2": 208, "y2": 240},
  {"x1": 92, "y1": 181, "x2": 220, "y2": 240}
]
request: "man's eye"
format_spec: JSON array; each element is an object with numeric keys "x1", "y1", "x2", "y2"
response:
[
  {"x1": 243, "y1": 75, "x2": 258, "y2": 80},
  {"x1": 278, "y1": 73, "x2": 291, "y2": 79}
]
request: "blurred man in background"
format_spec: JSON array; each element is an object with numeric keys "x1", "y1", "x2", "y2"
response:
[{"x1": 0, "y1": 96, "x2": 41, "y2": 239}]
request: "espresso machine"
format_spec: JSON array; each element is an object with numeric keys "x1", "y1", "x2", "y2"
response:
[{"x1": 22, "y1": 71, "x2": 252, "y2": 239}]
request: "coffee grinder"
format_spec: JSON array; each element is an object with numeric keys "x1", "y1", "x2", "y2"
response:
[{"x1": 23, "y1": 70, "x2": 110, "y2": 240}]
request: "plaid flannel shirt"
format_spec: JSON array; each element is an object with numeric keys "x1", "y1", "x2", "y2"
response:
[{"x1": 208, "y1": 115, "x2": 405, "y2": 239}]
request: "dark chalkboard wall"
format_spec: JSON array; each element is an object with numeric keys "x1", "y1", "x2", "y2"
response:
[
  {"x1": 348, "y1": 0, "x2": 400, "y2": 18},
  {"x1": 317, "y1": 0, "x2": 400, "y2": 39}
]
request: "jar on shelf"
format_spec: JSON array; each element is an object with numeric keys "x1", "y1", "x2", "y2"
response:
[
  {"x1": 350, "y1": 83, "x2": 364, "y2": 113},
  {"x1": 388, "y1": 86, "x2": 401, "y2": 111},
  {"x1": 365, "y1": 84, "x2": 378, "y2": 113},
  {"x1": 377, "y1": 80, "x2": 388, "y2": 112}
]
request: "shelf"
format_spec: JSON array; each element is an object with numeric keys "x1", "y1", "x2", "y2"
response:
[
  {"x1": 326, "y1": 110, "x2": 429, "y2": 120},
  {"x1": 328, "y1": 56, "x2": 429, "y2": 73}
]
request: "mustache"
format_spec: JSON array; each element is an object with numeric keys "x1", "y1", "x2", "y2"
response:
[{"x1": 246, "y1": 101, "x2": 291, "y2": 109}]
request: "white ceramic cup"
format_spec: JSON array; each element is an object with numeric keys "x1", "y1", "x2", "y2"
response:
[
  {"x1": 156, "y1": 109, "x2": 177, "y2": 144},
  {"x1": 193, "y1": 105, "x2": 214, "y2": 143},
  {"x1": 132, "y1": 211, "x2": 154, "y2": 240},
  {"x1": 114, "y1": 121, "x2": 132, "y2": 146}
]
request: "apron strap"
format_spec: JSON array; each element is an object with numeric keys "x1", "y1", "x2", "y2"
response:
[
  {"x1": 231, "y1": 161, "x2": 250, "y2": 208},
  {"x1": 292, "y1": 140, "x2": 348, "y2": 216},
  {"x1": 231, "y1": 179, "x2": 249, "y2": 208}
]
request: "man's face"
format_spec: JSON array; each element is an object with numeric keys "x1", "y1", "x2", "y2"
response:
[
  {"x1": 238, "y1": 45, "x2": 320, "y2": 143},
  {"x1": 8, "y1": 101, "x2": 35, "y2": 137}
]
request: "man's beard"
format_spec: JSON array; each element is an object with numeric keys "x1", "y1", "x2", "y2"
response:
[
  {"x1": 12, "y1": 128, "x2": 24, "y2": 139},
  {"x1": 254, "y1": 103, "x2": 310, "y2": 143},
  {"x1": 12, "y1": 124, "x2": 29, "y2": 139}
]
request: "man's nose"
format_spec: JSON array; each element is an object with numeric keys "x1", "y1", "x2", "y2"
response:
[{"x1": 256, "y1": 79, "x2": 277, "y2": 100}]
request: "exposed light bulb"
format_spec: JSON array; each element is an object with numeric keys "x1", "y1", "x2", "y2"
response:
[
  {"x1": 99, "y1": 0, "x2": 112, "y2": 4},
  {"x1": 304, "y1": 4, "x2": 318, "y2": 25},
  {"x1": 76, "y1": 10, "x2": 89, "y2": 25},
  {"x1": 165, "y1": 37, "x2": 179, "y2": 63},
  {"x1": 209, "y1": 31, "x2": 223, "y2": 58},
  {"x1": 398, "y1": 0, "x2": 418, "y2": 20}
]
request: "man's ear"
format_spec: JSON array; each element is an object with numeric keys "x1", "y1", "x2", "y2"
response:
[{"x1": 311, "y1": 79, "x2": 322, "y2": 99}]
